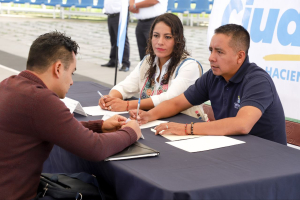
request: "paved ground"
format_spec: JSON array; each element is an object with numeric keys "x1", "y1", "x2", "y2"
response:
[{"x1": 0, "y1": 14, "x2": 210, "y2": 87}]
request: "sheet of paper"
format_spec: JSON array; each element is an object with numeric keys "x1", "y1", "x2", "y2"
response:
[
  {"x1": 166, "y1": 136, "x2": 245, "y2": 153},
  {"x1": 83, "y1": 106, "x2": 127, "y2": 116},
  {"x1": 150, "y1": 129, "x2": 201, "y2": 141},
  {"x1": 61, "y1": 97, "x2": 87, "y2": 116},
  {"x1": 139, "y1": 120, "x2": 169, "y2": 129},
  {"x1": 102, "y1": 113, "x2": 115, "y2": 121}
]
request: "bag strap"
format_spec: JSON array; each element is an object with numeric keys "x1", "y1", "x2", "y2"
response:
[{"x1": 175, "y1": 58, "x2": 203, "y2": 78}]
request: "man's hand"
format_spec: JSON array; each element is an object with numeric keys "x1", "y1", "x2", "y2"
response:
[
  {"x1": 102, "y1": 115, "x2": 127, "y2": 133},
  {"x1": 129, "y1": 109, "x2": 150, "y2": 125},
  {"x1": 154, "y1": 122, "x2": 186, "y2": 136},
  {"x1": 129, "y1": 4, "x2": 139, "y2": 13},
  {"x1": 121, "y1": 120, "x2": 142, "y2": 140},
  {"x1": 99, "y1": 96, "x2": 127, "y2": 111}
]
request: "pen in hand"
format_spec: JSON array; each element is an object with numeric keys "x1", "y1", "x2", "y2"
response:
[
  {"x1": 135, "y1": 97, "x2": 144, "y2": 139},
  {"x1": 97, "y1": 91, "x2": 106, "y2": 108},
  {"x1": 136, "y1": 97, "x2": 141, "y2": 120},
  {"x1": 97, "y1": 91, "x2": 104, "y2": 98}
]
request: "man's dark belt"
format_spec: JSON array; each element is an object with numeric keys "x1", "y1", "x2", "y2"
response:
[
  {"x1": 138, "y1": 17, "x2": 157, "y2": 22},
  {"x1": 106, "y1": 13, "x2": 120, "y2": 17}
]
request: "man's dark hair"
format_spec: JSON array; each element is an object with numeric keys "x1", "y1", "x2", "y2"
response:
[
  {"x1": 145, "y1": 13, "x2": 190, "y2": 85},
  {"x1": 215, "y1": 24, "x2": 250, "y2": 55},
  {"x1": 26, "y1": 31, "x2": 79, "y2": 73}
]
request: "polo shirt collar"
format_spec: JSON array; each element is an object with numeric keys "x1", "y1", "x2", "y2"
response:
[
  {"x1": 229, "y1": 56, "x2": 250, "y2": 84},
  {"x1": 19, "y1": 70, "x2": 48, "y2": 89}
]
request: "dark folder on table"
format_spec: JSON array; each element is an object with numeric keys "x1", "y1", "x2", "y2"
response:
[{"x1": 105, "y1": 142, "x2": 159, "y2": 161}]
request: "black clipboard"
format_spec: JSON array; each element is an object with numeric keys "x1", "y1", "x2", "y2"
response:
[{"x1": 105, "y1": 142, "x2": 159, "y2": 161}]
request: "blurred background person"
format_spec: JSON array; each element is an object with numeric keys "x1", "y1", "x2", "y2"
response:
[
  {"x1": 101, "y1": 0, "x2": 131, "y2": 72},
  {"x1": 129, "y1": 0, "x2": 168, "y2": 60}
]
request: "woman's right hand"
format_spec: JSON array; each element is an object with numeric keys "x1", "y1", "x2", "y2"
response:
[{"x1": 129, "y1": 109, "x2": 150, "y2": 125}]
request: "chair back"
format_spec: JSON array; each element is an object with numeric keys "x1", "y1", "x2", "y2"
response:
[
  {"x1": 96, "y1": 0, "x2": 103, "y2": 7},
  {"x1": 194, "y1": 0, "x2": 209, "y2": 10},
  {"x1": 14, "y1": 0, "x2": 31, "y2": 3},
  {"x1": 79, "y1": 0, "x2": 93, "y2": 6},
  {"x1": 49, "y1": 0, "x2": 62, "y2": 4},
  {"x1": 64, "y1": 0, "x2": 77, "y2": 5},
  {"x1": 167, "y1": 0, "x2": 175, "y2": 11},
  {"x1": 175, "y1": 0, "x2": 191, "y2": 11},
  {"x1": 31, "y1": 0, "x2": 47, "y2": 4}
]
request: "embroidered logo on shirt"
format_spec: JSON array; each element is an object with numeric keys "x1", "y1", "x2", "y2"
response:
[
  {"x1": 140, "y1": 74, "x2": 169, "y2": 99},
  {"x1": 234, "y1": 95, "x2": 241, "y2": 109},
  {"x1": 195, "y1": 110, "x2": 202, "y2": 120}
]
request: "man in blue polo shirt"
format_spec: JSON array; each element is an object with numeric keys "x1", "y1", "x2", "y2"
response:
[{"x1": 130, "y1": 24, "x2": 287, "y2": 145}]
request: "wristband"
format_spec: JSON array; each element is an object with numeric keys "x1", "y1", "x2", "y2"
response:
[
  {"x1": 185, "y1": 123, "x2": 188, "y2": 135},
  {"x1": 190, "y1": 122, "x2": 194, "y2": 135}
]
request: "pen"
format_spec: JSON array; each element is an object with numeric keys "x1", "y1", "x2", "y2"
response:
[
  {"x1": 97, "y1": 91, "x2": 104, "y2": 98},
  {"x1": 136, "y1": 97, "x2": 141, "y2": 120},
  {"x1": 98, "y1": 91, "x2": 109, "y2": 109},
  {"x1": 136, "y1": 97, "x2": 144, "y2": 139}
]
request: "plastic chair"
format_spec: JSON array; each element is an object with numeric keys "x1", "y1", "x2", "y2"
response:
[
  {"x1": 44, "y1": 0, "x2": 62, "y2": 7},
  {"x1": 30, "y1": 0, "x2": 47, "y2": 5},
  {"x1": 189, "y1": 0, "x2": 211, "y2": 26},
  {"x1": 92, "y1": 0, "x2": 103, "y2": 9},
  {"x1": 0, "y1": 0, "x2": 13, "y2": 3},
  {"x1": 170, "y1": 0, "x2": 190, "y2": 13},
  {"x1": 167, "y1": 0, "x2": 175, "y2": 12},
  {"x1": 44, "y1": 0, "x2": 62, "y2": 19},
  {"x1": 13, "y1": 0, "x2": 31, "y2": 4},
  {"x1": 189, "y1": 0, "x2": 210, "y2": 14},
  {"x1": 75, "y1": 0, "x2": 93, "y2": 8},
  {"x1": 169, "y1": 0, "x2": 191, "y2": 25},
  {"x1": 61, "y1": 0, "x2": 77, "y2": 8}
]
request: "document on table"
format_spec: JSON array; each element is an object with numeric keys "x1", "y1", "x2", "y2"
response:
[
  {"x1": 150, "y1": 128, "x2": 200, "y2": 141},
  {"x1": 140, "y1": 120, "x2": 168, "y2": 129},
  {"x1": 61, "y1": 97, "x2": 87, "y2": 116},
  {"x1": 82, "y1": 106, "x2": 127, "y2": 116},
  {"x1": 166, "y1": 136, "x2": 245, "y2": 152}
]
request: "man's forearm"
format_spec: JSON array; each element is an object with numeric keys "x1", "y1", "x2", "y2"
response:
[
  {"x1": 191, "y1": 106, "x2": 262, "y2": 136},
  {"x1": 148, "y1": 94, "x2": 190, "y2": 121},
  {"x1": 192, "y1": 117, "x2": 249, "y2": 136}
]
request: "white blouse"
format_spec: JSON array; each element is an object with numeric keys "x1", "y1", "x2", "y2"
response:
[{"x1": 111, "y1": 56, "x2": 200, "y2": 107}]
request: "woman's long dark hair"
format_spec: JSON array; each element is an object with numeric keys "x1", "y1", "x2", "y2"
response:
[{"x1": 145, "y1": 13, "x2": 190, "y2": 85}]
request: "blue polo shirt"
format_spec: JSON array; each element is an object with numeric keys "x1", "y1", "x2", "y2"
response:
[{"x1": 184, "y1": 56, "x2": 287, "y2": 145}]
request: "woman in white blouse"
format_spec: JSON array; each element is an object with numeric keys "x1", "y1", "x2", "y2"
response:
[{"x1": 99, "y1": 13, "x2": 207, "y2": 120}]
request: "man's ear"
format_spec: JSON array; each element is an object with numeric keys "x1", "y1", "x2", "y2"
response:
[
  {"x1": 53, "y1": 61, "x2": 63, "y2": 78},
  {"x1": 237, "y1": 50, "x2": 246, "y2": 65}
]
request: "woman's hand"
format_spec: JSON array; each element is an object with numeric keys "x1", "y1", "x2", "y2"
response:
[{"x1": 129, "y1": 109, "x2": 150, "y2": 125}]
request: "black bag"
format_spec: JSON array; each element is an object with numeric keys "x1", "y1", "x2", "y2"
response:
[{"x1": 36, "y1": 172, "x2": 105, "y2": 200}]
